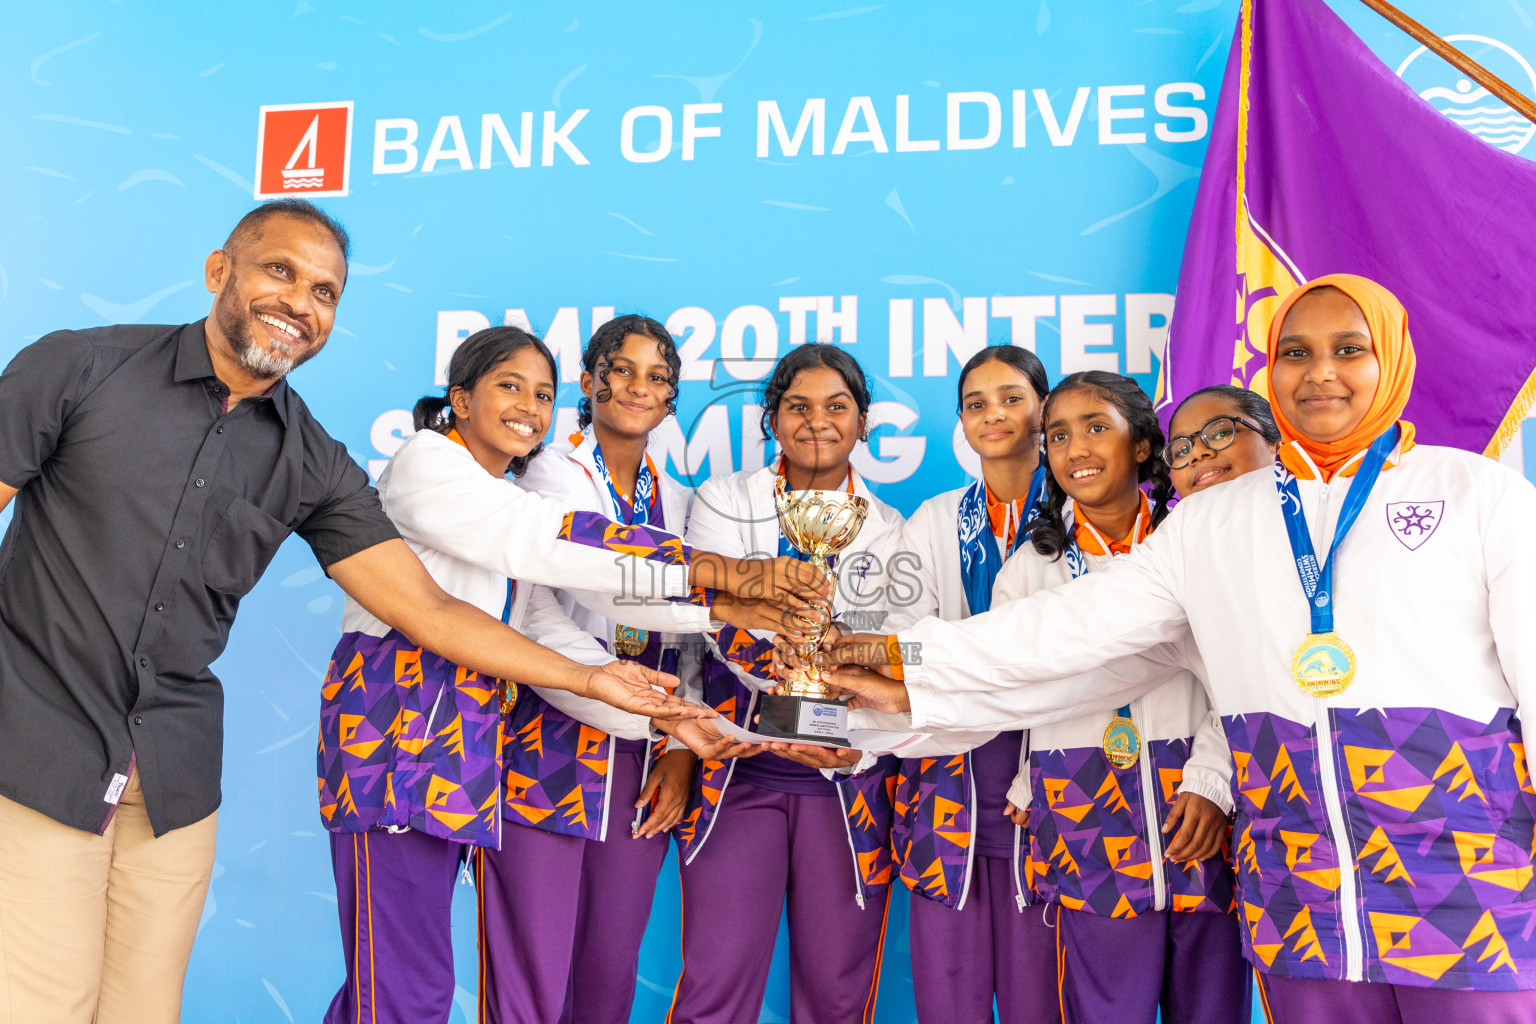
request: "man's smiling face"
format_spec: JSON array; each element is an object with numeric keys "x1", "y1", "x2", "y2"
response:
[{"x1": 207, "y1": 213, "x2": 347, "y2": 380}]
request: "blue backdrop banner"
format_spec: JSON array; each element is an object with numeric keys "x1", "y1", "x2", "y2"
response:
[{"x1": 4, "y1": 2, "x2": 1535, "y2": 1021}]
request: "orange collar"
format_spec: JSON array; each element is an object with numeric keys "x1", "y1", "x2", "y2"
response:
[
  {"x1": 1071, "y1": 492, "x2": 1152, "y2": 556},
  {"x1": 984, "y1": 480, "x2": 1031, "y2": 552},
  {"x1": 447, "y1": 427, "x2": 469, "y2": 450},
  {"x1": 776, "y1": 456, "x2": 854, "y2": 494},
  {"x1": 1276, "y1": 421, "x2": 1416, "y2": 482}
]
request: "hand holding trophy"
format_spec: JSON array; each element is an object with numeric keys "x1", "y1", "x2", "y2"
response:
[{"x1": 757, "y1": 477, "x2": 869, "y2": 746}]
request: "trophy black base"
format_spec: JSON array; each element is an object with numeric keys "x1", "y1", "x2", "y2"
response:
[{"x1": 756, "y1": 693, "x2": 851, "y2": 746}]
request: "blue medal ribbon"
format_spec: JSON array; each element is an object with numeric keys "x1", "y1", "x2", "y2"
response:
[
  {"x1": 956, "y1": 461, "x2": 1047, "y2": 617},
  {"x1": 592, "y1": 441, "x2": 659, "y2": 662},
  {"x1": 592, "y1": 442, "x2": 654, "y2": 526},
  {"x1": 498, "y1": 579, "x2": 518, "y2": 713},
  {"x1": 1274, "y1": 425, "x2": 1399, "y2": 636}
]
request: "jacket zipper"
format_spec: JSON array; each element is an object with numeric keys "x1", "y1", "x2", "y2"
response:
[
  {"x1": 1013, "y1": 735, "x2": 1032, "y2": 911},
  {"x1": 1315, "y1": 702, "x2": 1362, "y2": 979},
  {"x1": 682, "y1": 688, "x2": 753, "y2": 866},
  {"x1": 597, "y1": 737, "x2": 616, "y2": 841},
  {"x1": 1308, "y1": 474, "x2": 1365, "y2": 980},
  {"x1": 1135, "y1": 696, "x2": 1168, "y2": 912},
  {"x1": 400, "y1": 683, "x2": 450, "y2": 839},
  {"x1": 834, "y1": 783, "x2": 868, "y2": 910},
  {"x1": 630, "y1": 739, "x2": 652, "y2": 834},
  {"x1": 954, "y1": 751, "x2": 979, "y2": 912}
]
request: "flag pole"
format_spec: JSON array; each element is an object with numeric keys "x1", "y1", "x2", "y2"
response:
[{"x1": 1357, "y1": 0, "x2": 1536, "y2": 126}]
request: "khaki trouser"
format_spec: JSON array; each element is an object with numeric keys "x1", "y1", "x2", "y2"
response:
[{"x1": 0, "y1": 773, "x2": 218, "y2": 1024}]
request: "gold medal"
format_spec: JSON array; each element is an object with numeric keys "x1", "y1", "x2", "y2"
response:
[
  {"x1": 1102, "y1": 715, "x2": 1142, "y2": 770},
  {"x1": 1291, "y1": 632, "x2": 1356, "y2": 698},
  {"x1": 498, "y1": 679, "x2": 518, "y2": 716},
  {"x1": 614, "y1": 625, "x2": 649, "y2": 660}
]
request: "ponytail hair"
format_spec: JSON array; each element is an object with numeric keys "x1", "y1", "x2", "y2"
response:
[
  {"x1": 412, "y1": 325, "x2": 557, "y2": 476},
  {"x1": 1028, "y1": 371, "x2": 1175, "y2": 559}
]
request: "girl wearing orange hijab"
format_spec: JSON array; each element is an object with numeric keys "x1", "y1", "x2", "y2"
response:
[{"x1": 826, "y1": 275, "x2": 1536, "y2": 1023}]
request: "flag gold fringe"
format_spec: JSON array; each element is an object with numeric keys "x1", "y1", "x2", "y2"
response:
[
  {"x1": 1484, "y1": 366, "x2": 1536, "y2": 460},
  {"x1": 1235, "y1": 0, "x2": 1253, "y2": 259}
]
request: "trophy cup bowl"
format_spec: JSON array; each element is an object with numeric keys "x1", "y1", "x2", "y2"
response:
[{"x1": 757, "y1": 479, "x2": 869, "y2": 745}]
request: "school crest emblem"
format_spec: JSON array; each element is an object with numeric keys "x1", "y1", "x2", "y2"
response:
[{"x1": 1385, "y1": 501, "x2": 1443, "y2": 551}]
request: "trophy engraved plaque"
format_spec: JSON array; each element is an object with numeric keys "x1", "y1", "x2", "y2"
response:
[{"x1": 758, "y1": 478, "x2": 870, "y2": 746}]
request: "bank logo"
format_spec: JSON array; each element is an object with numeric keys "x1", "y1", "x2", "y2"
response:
[
  {"x1": 254, "y1": 101, "x2": 353, "y2": 199},
  {"x1": 1396, "y1": 36, "x2": 1536, "y2": 155}
]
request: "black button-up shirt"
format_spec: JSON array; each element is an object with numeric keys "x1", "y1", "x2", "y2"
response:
[{"x1": 0, "y1": 321, "x2": 399, "y2": 835}]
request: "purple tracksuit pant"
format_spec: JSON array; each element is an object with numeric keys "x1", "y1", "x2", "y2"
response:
[
  {"x1": 1057, "y1": 906, "x2": 1249, "y2": 1024},
  {"x1": 477, "y1": 746, "x2": 670, "y2": 1024},
  {"x1": 1257, "y1": 975, "x2": 1536, "y2": 1024},
  {"x1": 668, "y1": 781, "x2": 889, "y2": 1024},
  {"x1": 324, "y1": 827, "x2": 464, "y2": 1024},
  {"x1": 907, "y1": 854, "x2": 1061, "y2": 1024}
]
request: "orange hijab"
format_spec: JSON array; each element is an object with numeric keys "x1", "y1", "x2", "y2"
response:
[{"x1": 1264, "y1": 274, "x2": 1417, "y2": 481}]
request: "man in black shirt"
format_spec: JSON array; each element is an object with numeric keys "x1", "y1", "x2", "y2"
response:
[{"x1": 0, "y1": 201, "x2": 732, "y2": 1024}]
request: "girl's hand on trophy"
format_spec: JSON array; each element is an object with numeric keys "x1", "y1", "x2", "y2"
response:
[
  {"x1": 817, "y1": 632, "x2": 896, "y2": 670},
  {"x1": 762, "y1": 742, "x2": 863, "y2": 770},
  {"x1": 764, "y1": 555, "x2": 833, "y2": 605},
  {"x1": 710, "y1": 590, "x2": 818, "y2": 639},
  {"x1": 688, "y1": 552, "x2": 831, "y2": 609},
  {"x1": 633, "y1": 748, "x2": 697, "y2": 839},
  {"x1": 822, "y1": 665, "x2": 912, "y2": 715},
  {"x1": 769, "y1": 623, "x2": 840, "y2": 680}
]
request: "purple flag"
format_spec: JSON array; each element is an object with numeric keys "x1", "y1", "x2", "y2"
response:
[{"x1": 1160, "y1": 0, "x2": 1536, "y2": 457}]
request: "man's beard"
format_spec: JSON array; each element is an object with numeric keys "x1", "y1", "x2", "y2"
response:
[{"x1": 215, "y1": 294, "x2": 319, "y2": 380}]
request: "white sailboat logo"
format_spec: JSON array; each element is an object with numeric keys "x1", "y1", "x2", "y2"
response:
[
  {"x1": 281, "y1": 115, "x2": 326, "y2": 189},
  {"x1": 1396, "y1": 35, "x2": 1536, "y2": 155}
]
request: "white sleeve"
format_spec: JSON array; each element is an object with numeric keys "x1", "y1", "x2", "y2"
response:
[
  {"x1": 1485, "y1": 469, "x2": 1536, "y2": 758},
  {"x1": 909, "y1": 652, "x2": 1188, "y2": 732},
  {"x1": 884, "y1": 503, "x2": 944, "y2": 632},
  {"x1": 899, "y1": 518, "x2": 1191, "y2": 726},
  {"x1": 385, "y1": 437, "x2": 693, "y2": 600},
  {"x1": 524, "y1": 454, "x2": 713, "y2": 633},
  {"x1": 519, "y1": 585, "x2": 653, "y2": 741},
  {"x1": 1006, "y1": 735, "x2": 1032, "y2": 811},
  {"x1": 683, "y1": 476, "x2": 753, "y2": 559},
  {"x1": 1177, "y1": 709, "x2": 1235, "y2": 814}
]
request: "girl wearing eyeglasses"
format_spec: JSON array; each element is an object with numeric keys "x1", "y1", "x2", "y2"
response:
[
  {"x1": 828, "y1": 275, "x2": 1536, "y2": 1022},
  {"x1": 1163, "y1": 384, "x2": 1282, "y2": 497}
]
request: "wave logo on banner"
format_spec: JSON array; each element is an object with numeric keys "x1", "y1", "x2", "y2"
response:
[
  {"x1": 254, "y1": 101, "x2": 354, "y2": 199},
  {"x1": 1396, "y1": 35, "x2": 1536, "y2": 155}
]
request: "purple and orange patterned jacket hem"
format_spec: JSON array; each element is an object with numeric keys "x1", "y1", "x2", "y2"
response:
[
  {"x1": 677, "y1": 626, "x2": 897, "y2": 901},
  {"x1": 892, "y1": 752, "x2": 1034, "y2": 909},
  {"x1": 1226, "y1": 706, "x2": 1536, "y2": 991},
  {"x1": 318, "y1": 630, "x2": 504, "y2": 847},
  {"x1": 1028, "y1": 738, "x2": 1235, "y2": 920},
  {"x1": 318, "y1": 512, "x2": 696, "y2": 848},
  {"x1": 500, "y1": 640, "x2": 679, "y2": 843}
]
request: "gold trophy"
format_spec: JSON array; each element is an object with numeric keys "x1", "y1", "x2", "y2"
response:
[{"x1": 759, "y1": 478, "x2": 870, "y2": 745}]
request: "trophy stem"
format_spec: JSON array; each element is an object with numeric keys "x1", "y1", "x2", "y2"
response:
[{"x1": 783, "y1": 559, "x2": 837, "y2": 699}]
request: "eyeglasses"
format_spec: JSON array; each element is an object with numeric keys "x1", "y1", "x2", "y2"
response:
[{"x1": 1161, "y1": 416, "x2": 1263, "y2": 469}]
